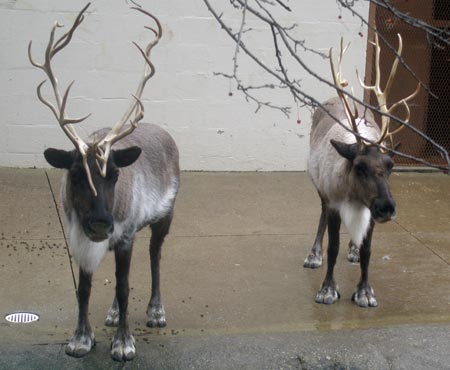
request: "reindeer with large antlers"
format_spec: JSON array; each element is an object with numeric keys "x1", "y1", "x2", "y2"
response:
[
  {"x1": 303, "y1": 33, "x2": 419, "y2": 307},
  {"x1": 29, "y1": 3, "x2": 179, "y2": 360}
]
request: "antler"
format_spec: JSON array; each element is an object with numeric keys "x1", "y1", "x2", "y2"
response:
[
  {"x1": 94, "y1": 8, "x2": 162, "y2": 177},
  {"x1": 357, "y1": 33, "x2": 421, "y2": 147},
  {"x1": 29, "y1": 3, "x2": 162, "y2": 195},
  {"x1": 329, "y1": 38, "x2": 364, "y2": 148},
  {"x1": 28, "y1": 3, "x2": 96, "y2": 194}
]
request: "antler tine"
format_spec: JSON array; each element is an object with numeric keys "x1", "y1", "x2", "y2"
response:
[
  {"x1": 114, "y1": 8, "x2": 161, "y2": 125},
  {"x1": 95, "y1": 8, "x2": 162, "y2": 177},
  {"x1": 383, "y1": 33, "x2": 402, "y2": 99},
  {"x1": 28, "y1": 3, "x2": 97, "y2": 195},
  {"x1": 329, "y1": 38, "x2": 363, "y2": 147},
  {"x1": 358, "y1": 32, "x2": 420, "y2": 147},
  {"x1": 384, "y1": 82, "x2": 421, "y2": 139},
  {"x1": 95, "y1": 96, "x2": 144, "y2": 165},
  {"x1": 52, "y1": 3, "x2": 90, "y2": 56},
  {"x1": 357, "y1": 33, "x2": 386, "y2": 141},
  {"x1": 373, "y1": 32, "x2": 382, "y2": 94}
]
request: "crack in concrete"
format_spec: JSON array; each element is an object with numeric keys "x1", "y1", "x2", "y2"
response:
[{"x1": 393, "y1": 219, "x2": 450, "y2": 268}]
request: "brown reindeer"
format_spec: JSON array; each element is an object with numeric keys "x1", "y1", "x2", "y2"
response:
[
  {"x1": 29, "y1": 3, "x2": 179, "y2": 361},
  {"x1": 303, "y1": 34, "x2": 420, "y2": 307}
]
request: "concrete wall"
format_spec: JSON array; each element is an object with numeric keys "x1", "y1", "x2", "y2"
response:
[{"x1": 0, "y1": 0, "x2": 369, "y2": 171}]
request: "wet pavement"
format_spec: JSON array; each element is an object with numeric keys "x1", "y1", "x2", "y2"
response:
[{"x1": 1, "y1": 169, "x2": 450, "y2": 369}]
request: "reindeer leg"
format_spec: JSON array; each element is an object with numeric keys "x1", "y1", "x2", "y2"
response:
[
  {"x1": 110, "y1": 235, "x2": 135, "y2": 361},
  {"x1": 147, "y1": 212, "x2": 173, "y2": 328},
  {"x1": 304, "y1": 194, "x2": 327, "y2": 269},
  {"x1": 352, "y1": 220, "x2": 378, "y2": 307},
  {"x1": 315, "y1": 209, "x2": 341, "y2": 304},
  {"x1": 66, "y1": 269, "x2": 95, "y2": 357},
  {"x1": 347, "y1": 239, "x2": 360, "y2": 263}
]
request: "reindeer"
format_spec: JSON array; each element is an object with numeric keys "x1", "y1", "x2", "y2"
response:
[
  {"x1": 303, "y1": 34, "x2": 420, "y2": 307},
  {"x1": 28, "y1": 3, "x2": 179, "y2": 361}
]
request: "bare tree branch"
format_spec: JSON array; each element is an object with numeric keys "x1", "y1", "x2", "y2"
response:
[{"x1": 202, "y1": 0, "x2": 450, "y2": 172}]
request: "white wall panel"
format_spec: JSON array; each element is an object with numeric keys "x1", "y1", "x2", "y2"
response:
[{"x1": 0, "y1": 0, "x2": 369, "y2": 170}]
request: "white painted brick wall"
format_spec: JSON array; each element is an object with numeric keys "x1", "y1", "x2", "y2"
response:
[{"x1": 0, "y1": 0, "x2": 369, "y2": 171}]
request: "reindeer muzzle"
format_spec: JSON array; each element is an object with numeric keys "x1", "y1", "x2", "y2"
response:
[
  {"x1": 84, "y1": 217, "x2": 114, "y2": 242},
  {"x1": 372, "y1": 198, "x2": 396, "y2": 223}
]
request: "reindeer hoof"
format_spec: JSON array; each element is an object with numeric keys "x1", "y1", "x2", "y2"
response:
[
  {"x1": 352, "y1": 286, "x2": 378, "y2": 307},
  {"x1": 315, "y1": 285, "x2": 340, "y2": 304},
  {"x1": 111, "y1": 332, "x2": 136, "y2": 361},
  {"x1": 147, "y1": 304, "x2": 167, "y2": 328},
  {"x1": 347, "y1": 243, "x2": 360, "y2": 263},
  {"x1": 303, "y1": 253, "x2": 322, "y2": 269},
  {"x1": 105, "y1": 306, "x2": 119, "y2": 327},
  {"x1": 66, "y1": 330, "x2": 95, "y2": 358}
]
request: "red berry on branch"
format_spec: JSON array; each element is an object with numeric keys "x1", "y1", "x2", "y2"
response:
[{"x1": 297, "y1": 119, "x2": 301, "y2": 124}]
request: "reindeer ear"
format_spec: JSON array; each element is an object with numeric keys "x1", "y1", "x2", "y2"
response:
[
  {"x1": 113, "y1": 146, "x2": 142, "y2": 168},
  {"x1": 44, "y1": 148, "x2": 74, "y2": 169},
  {"x1": 330, "y1": 140, "x2": 358, "y2": 161}
]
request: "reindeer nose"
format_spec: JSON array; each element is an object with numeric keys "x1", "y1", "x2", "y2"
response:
[
  {"x1": 372, "y1": 198, "x2": 396, "y2": 222},
  {"x1": 87, "y1": 215, "x2": 114, "y2": 238},
  {"x1": 89, "y1": 221, "x2": 113, "y2": 235}
]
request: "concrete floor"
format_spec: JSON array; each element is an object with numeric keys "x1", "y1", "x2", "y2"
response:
[{"x1": 1, "y1": 169, "x2": 450, "y2": 369}]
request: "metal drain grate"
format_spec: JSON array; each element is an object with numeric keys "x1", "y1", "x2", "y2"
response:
[{"x1": 5, "y1": 312, "x2": 39, "y2": 324}]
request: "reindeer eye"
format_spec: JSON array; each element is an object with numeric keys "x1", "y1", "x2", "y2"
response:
[{"x1": 354, "y1": 162, "x2": 368, "y2": 177}]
